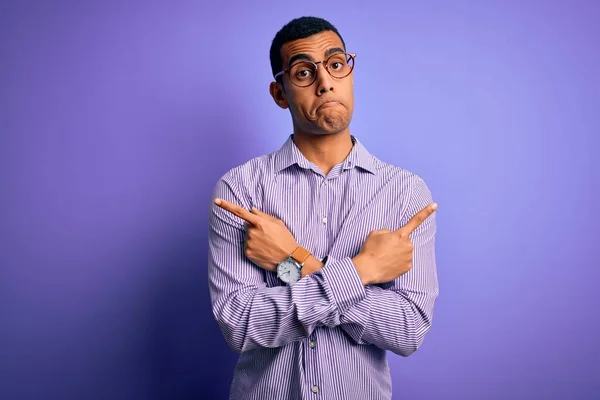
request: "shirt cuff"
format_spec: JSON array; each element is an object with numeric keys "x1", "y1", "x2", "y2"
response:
[
  {"x1": 339, "y1": 288, "x2": 371, "y2": 343},
  {"x1": 320, "y1": 256, "x2": 366, "y2": 313}
]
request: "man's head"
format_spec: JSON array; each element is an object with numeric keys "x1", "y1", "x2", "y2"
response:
[{"x1": 269, "y1": 17, "x2": 356, "y2": 137}]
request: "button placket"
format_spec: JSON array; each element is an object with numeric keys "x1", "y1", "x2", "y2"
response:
[
  {"x1": 305, "y1": 335, "x2": 320, "y2": 398},
  {"x1": 320, "y1": 179, "x2": 328, "y2": 226},
  {"x1": 308, "y1": 179, "x2": 326, "y2": 397}
]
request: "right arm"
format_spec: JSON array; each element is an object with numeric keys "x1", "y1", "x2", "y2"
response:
[{"x1": 208, "y1": 176, "x2": 366, "y2": 353}]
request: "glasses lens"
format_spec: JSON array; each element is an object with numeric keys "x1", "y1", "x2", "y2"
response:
[
  {"x1": 289, "y1": 62, "x2": 317, "y2": 87},
  {"x1": 327, "y1": 53, "x2": 354, "y2": 79}
]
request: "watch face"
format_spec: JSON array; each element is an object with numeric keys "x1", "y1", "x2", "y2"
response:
[{"x1": 277, "y1": 259, "x2": 301, "y2": 283}]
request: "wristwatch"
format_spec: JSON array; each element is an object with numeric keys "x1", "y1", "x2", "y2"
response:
[{"x1": 276, "y1": 246, "x2": 311, "y2": 284}]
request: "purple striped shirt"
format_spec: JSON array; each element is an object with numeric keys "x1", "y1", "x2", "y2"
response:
[{"x1": 208, "y1": 134, "x2": 439, "y2": 400}]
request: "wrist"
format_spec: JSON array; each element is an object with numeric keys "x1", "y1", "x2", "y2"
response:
[
  {"x1": 301, "y1": 255, "x2": 324, "y2": 278},
  {"x1": 280, "y1": 243, "x2": 299, "y2": 261},
  {"x1": 279, "y1": 244, "x2": 315, "y2": 279}
]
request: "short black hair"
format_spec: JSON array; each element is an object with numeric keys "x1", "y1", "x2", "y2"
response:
[{"x1": 269, "y1": 16, "x2": 346, "y2": 79}]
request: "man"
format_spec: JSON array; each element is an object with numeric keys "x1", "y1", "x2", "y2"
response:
[{"x1": 208, "y1": 16, "x2": 439, "y2": 400}]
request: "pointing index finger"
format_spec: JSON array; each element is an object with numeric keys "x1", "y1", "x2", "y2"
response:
[
  {"x1": 214, "y1": 198, "x2": 261, "y2": 225},
  {"x1": 396, "y1": 203, "x2": 438, "y2": 237}
]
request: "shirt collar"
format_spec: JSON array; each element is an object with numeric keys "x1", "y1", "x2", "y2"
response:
[{"x1": 274, "y1": 134, "x2": 378, "y2": 175}]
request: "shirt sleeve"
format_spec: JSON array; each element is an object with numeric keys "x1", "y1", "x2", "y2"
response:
[
  {"x1": 208, "y1": 174, "x2": 366, "y2": 353},
  {"x1": 337, "y1": 176, "x2": 439, "y2": 357}
]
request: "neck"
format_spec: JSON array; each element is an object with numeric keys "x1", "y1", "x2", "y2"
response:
[{"x1": 292, "y1": 129, "x2": 354, "y2": 176}]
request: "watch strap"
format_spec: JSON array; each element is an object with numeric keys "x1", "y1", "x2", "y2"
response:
[{"x1": 290, "y1": 246, "x2": 311, "y2": 265}]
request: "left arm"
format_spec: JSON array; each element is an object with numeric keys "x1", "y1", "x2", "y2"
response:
[
  {"x1": 298, "y1": 178, "x2": 439, "y2": 356},
  {"x1": 215, "y1": 177, "x2": 439, "y2": 356},
  {"x1": 337, "y1": 177, "x2": 439, "y2": 356}
]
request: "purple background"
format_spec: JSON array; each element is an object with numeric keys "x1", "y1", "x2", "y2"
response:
[{"x1": 1, "y1": 1, "x2": 598, "y2": 399}]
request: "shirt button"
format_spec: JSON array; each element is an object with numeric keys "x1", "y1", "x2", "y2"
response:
[
  {"x1": 311, "y1": 385, "x2": 319, "y2": 393},
  {"x1": 322, "y1": 217, "x2": 327, "y2": 224},
  {"x1": 309, "y1": 341, "x2": 316, "y2": 348}
]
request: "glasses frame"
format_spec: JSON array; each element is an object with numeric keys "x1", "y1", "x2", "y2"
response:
[{"x1": 274, "y1": 52, "x2": 357, "y2": 87}]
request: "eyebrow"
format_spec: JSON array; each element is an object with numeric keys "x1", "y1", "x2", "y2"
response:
[{"x1": 287, "y1": 47, "x2": 345, "y2": 67}]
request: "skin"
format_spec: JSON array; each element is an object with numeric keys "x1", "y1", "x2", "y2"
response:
[
  {"x1": 214, "y1": 199, "x2": 438, "y2": 284},
  {"x1": 269, "y1": 30, "x2": 355, "y2": 176},
  {"x1": 214, "y1": 30, "x2": 439, "y2": 284},
  {"x1": 213, "y1": 200, "x2": 324, "y2": 278}
]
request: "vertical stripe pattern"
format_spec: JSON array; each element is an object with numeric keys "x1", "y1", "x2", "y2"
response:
[{"x1": 208, "y1": 135, "x2": 439, "y2": 400}]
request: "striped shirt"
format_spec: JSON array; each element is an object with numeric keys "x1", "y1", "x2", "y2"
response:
[{"x1": 208, "y1": 134, "x2": 439, "y2": 400}]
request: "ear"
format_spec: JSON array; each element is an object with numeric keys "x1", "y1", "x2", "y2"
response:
[{"x1": 269, "y1": 81, "x2": 289, "y2": 109}]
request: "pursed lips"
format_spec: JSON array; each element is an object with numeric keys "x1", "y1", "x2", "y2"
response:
[{"x1": 317, "y1": 101, "x2": 341, "y2": 110}]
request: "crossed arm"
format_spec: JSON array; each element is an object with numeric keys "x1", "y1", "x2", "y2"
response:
[{"x1": 207, "y1": 176, "x2": 439, "y2": 355}]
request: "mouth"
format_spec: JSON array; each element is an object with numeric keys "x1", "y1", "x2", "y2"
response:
[{"x1": 317, "y1": 101, "x2": 341, "y2": 110}]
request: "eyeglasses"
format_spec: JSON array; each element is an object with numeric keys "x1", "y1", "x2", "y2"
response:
[{"x1": 274, "y1": 52, "x2": 356, "y2": 88}]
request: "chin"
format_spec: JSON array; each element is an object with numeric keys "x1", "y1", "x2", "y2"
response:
[
  {"x1": 296, "y1": 115, "x2": 350, "y2": 136},
  {"x1": 320, "y1": 116, "x2": 349, "y2": 134}
]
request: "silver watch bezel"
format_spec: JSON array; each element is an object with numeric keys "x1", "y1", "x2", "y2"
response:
[{"x1": 276, "y1": 256, "x2": 303, "y2": 284}]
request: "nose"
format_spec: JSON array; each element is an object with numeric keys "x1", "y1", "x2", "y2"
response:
[{"x1": 315, "y1": 63, "x2": 334, "y2": 95}]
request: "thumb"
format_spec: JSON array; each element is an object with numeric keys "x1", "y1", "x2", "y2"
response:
[
  {"x1": 370, "y1": 229, "x2": 389, "y2": 236},
  {"x1": 250, "y1": 207, "x2": 275, "y2": 220},
  {"x1": 250, "y1": 207, "x2": 286, "y2": 227}
]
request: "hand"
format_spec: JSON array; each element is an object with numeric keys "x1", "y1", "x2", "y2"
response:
[
  {"x1": 352, "y1": 203, "x2": 438, "y2": 285},
  {"x1": 214, "y1": 198, "x2": 298, "y2": 271}
]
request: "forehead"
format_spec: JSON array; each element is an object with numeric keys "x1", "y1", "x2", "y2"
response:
[{"x1": 280, "y1": 30, "x2": 344, "y2": 64}]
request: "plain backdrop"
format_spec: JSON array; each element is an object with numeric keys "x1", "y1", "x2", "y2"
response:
[{"x1": 1, "y1": 1, "x2": 598, "y2": 399}]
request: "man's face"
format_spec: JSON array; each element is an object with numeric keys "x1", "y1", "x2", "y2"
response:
[{"x1": 271, "y1": 30, "x2": 355, "y2": 136}]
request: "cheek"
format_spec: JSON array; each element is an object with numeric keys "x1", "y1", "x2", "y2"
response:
[{"x1": 288, "y1": 95, "x2": 312, "y2": 117}]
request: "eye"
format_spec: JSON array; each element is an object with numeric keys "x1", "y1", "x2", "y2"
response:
[
  {"x1": 330, "y1": 61, "x2": 344, "y2": 71},
  {"x1": 289, "y1": 61, "x2": 315, "y2": 82},
  {"x1": 295, "y1": 68, "x2": 313, "y2": 80}
]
